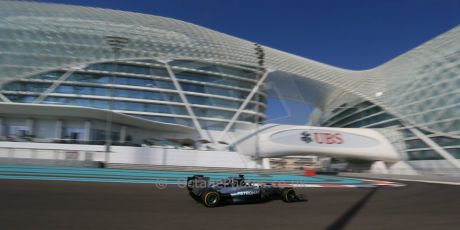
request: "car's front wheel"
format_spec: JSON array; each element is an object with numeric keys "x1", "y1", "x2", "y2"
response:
[
  {"x1": 281, "y1": 188, "x2": 297, "y2": 203},
  {"x1": 201, "y1": 190, "x2": 220, "y2": 207}
]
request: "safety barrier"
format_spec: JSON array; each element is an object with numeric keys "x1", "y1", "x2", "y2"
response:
[
  {"x1": 0, "y1": 157, "x2": 103, "y2": 168},
  {"x1": 0, "y1": 146, "x2": 107, "y2": 163},
  {"x1": 107, "y1": 163, "x2": 305, "y2": 175}
]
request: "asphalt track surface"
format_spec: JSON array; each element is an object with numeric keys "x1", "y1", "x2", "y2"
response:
[{"x1": 1, "y1": 179, "x2": 460, "y2": 230}]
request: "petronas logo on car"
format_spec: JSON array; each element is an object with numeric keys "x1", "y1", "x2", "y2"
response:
[{"x1": 232, "y1": 190, "x2": 259, "y2": 196}]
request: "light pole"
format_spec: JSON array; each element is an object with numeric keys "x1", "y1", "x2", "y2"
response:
[
  {"x1": 103, "y1": 36, "x2": 129, "y2": 164},
  {"x1": 254, "y1": 43, "x2": 265, "y2": 168}
]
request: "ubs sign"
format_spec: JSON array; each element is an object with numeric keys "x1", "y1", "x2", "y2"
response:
[
  {"x1": 270, "y1": 129, "x2": 379, "y2": 148},
  {"x1": 301, "y1": 131, "x2": 343, "y2": 145}
]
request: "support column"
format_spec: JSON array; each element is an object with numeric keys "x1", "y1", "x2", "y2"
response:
[
  {"x1": 25, "y1": 119, "x2": 34, "y2": 136},
  {"x1": 164, "y1": 61, "x2": 207, "y2": 140},
  {"x1": 34, "y1": 70, "x2": 77, "y2": 103},
  {"x1": 0, "y1": 117, "x2": 3, "y2": 137},
  {"x1": 119, "y1": 126, "x2": 126, "y2": 143},
  {"x1": 55, "y1": 120, "x2": 62, "y2": 140},
  {"x1": 409, "y1": 127, "x2": 460, "y2": 170},
  {"x1": 0, "y1": 93, "x2": 11, "y2": 102},
  {"x1": 83, "y1": 120, "x2": 91, "y2": 142},
  {"x1": 262, "y1": 158, "x2": 271, "y2": 169},
  {"x1": 370, "y1": 161, "x2": 389, "y2": 174},
  {"x1": 218, "y1": 70, "x2": 270, "y2": 142}
]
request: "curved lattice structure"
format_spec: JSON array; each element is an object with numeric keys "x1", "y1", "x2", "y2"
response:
[{"x1": 0, "y1": 1, "x2": 458, "y2": 166}]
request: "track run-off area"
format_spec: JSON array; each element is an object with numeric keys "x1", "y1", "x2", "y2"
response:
[
  {"x1": 1, "y1": 165, "x2": 460, "y2": 229},
  {"x1": 2, "y1": 177, "x2": 460, "y2": 229},
  {"x1": 0, "y1": 164, "x2": 402, "y2": 188}
]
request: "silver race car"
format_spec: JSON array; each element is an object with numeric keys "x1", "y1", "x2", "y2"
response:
[{"x1": 187, "y1": 174, "x2": 306, "y2": 207}]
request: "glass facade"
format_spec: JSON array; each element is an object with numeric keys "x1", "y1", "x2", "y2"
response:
[
  {"x1": 0, "y1": 59, "x2": 266, "y2": 130},
  {"x1": 2, "y1": 82, "x2": 52, "y2": 92},
  {"x1": 174, "y1": 71, "x2": 256, "y2": 89},
  {"x1": 322, "y1": 102, "x2": 394, "y2": 129},
  {"x1": 406, "y1": 150, "x2": 444, "y2": 160},
  {"x1": 170, "y1": 60, "x2": 261, "y2": 80},
  {"x1": 67, "y1": 72, "x2": 176, "y2": 89},
  {"x1": 87, "y1": 63, "x2": 169, "y2": 77},
  {"x1": 322, "y1": 99, "x2": 460, "y2": 161}
]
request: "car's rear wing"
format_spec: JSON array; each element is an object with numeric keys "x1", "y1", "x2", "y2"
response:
[{"x1": 186, "y1": 175, "x2": 210, "y2": 192}]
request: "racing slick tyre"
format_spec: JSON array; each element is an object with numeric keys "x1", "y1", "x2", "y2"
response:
[
  {"x1": 281, "y1": 188, "x2": 297, "y2": 203},
  {"x1": 201, "y1": 190, "x2": 221, "y2": 208}
]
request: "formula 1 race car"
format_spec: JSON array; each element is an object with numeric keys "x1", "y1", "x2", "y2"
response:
[{"x1": 186, "y1": 174, "x2": 306, "y2": 207}]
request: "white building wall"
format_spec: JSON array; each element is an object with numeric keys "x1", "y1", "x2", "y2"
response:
[{"x1": 0, "y1": 141, "x2": 256, "y2": 168}]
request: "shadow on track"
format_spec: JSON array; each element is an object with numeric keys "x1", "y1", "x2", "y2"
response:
[{"x1": 326, "y1": 188, "x2": 378, "y2": 230}]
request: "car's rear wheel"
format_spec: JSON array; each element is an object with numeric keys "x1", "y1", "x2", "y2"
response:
[
  {"x1": 281, "y1": 188, "x2": 297, "y2": 203},
  {"x1": 201, "y1": 190, "x2": 220, "y2": 207}
]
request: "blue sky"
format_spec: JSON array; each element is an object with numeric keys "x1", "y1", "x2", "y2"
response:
[{"x1": 39, "y1": 0, "x2": 460, "y2": 124}]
